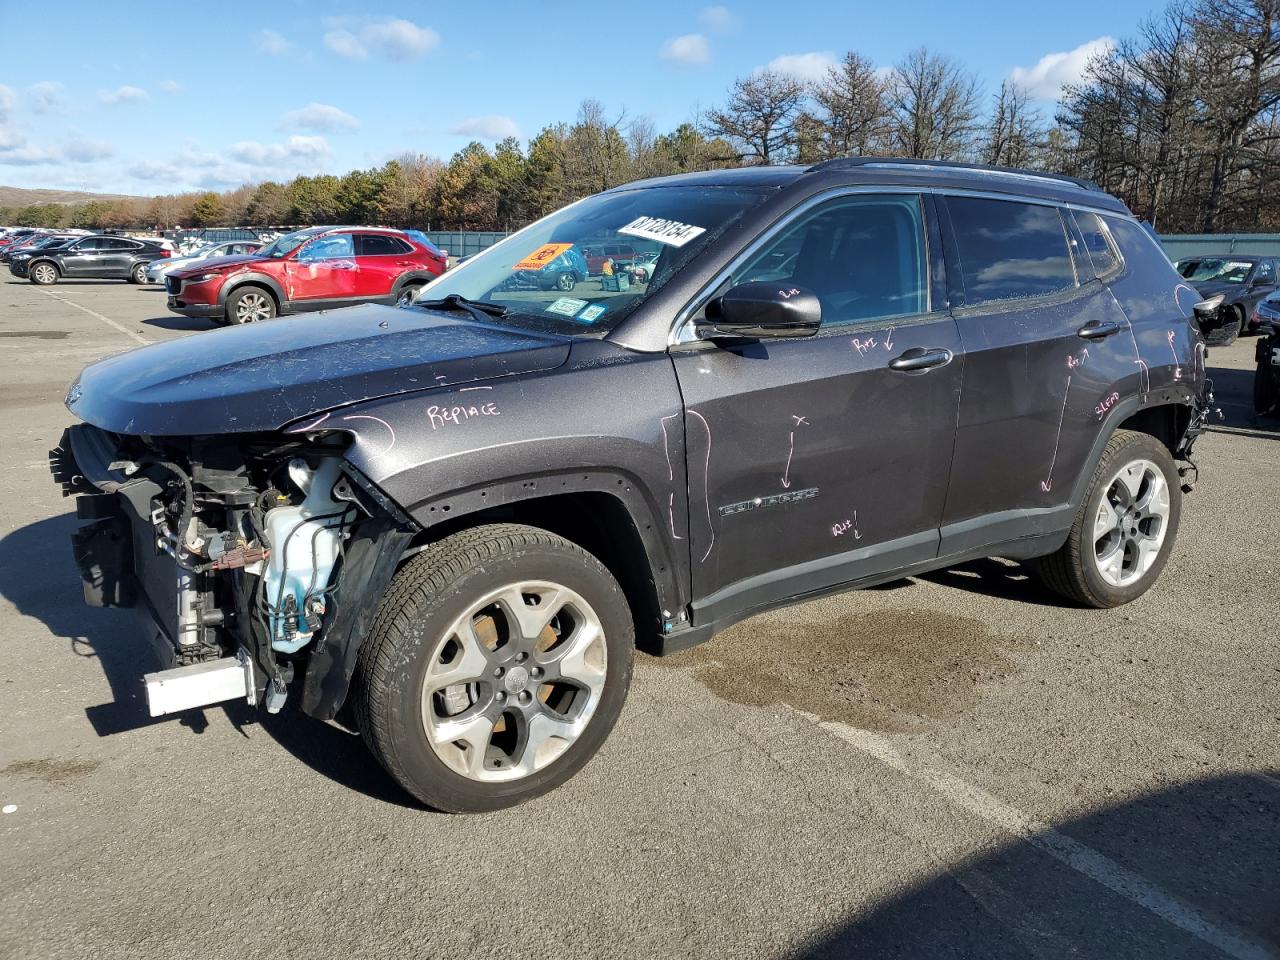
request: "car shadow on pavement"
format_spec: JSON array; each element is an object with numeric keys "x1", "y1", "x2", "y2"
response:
[
  {"x1": 919, "y1": 558, "x2": 1074, "y2": 607},
  {"x1": 793, "y1": 772, "x2": 1280, "y2": 959},
  {"x1": 141, "y1": 315, "x2": 218, "y2": 332},
  {"x1": 1207, "y1": 364, "x2": 1280, "y2": 439},
  {"x1": 0, "y1": 512, "x2": 415, "y2": 808}
]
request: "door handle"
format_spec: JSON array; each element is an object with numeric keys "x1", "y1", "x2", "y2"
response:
[
  {"x1": 1077, "y1": 320, "x2": 1121, "y2": 340},
  {"x1": 888, "y1": 347, "x2": 953, "y2": 372}
]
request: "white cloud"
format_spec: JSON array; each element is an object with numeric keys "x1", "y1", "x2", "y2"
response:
[
  {"x1": 64, "y1": 137, "x2": 114, "y2": 162},
  {"x1": 766, "y1": 51, "x2": 837, "y2": 82},
  {"x1": 1009, "y1": 36, "x2": 1115, "y2": 99},
  {"x1": 699, "y1": 5, "x2": 738, "y2": 31},
  {"x1": 661, "y1": 34, "x2": 711, "y2": 65},
  {"x1": 28, "y1": 81, "x2": 65, "y2": 114},
  {"x1": 324, "y1": 18, "x2": 440, "y2": 62},
  {"x1": 257, "y1": 29, "x2": 293, "y2": 56},
  {"x1": 159, "y1": 79, "x2": 183, "y2": 95},
  {"x1": 450, "y1": 115, "x2": 521, "y2": 140},
  {"x1": 97, "y1": 85, "x2": 148, "y2": 105},
  {"x1": 0, "y1": 84, "x2": 15, "y2": 121},
  {"x1": 0, "y1": 143, "x2": 60, "y2": 166},
  {"x1": 281, "y1": 102, "x2": 360, "y2": 133},
  {"x1": 229, "y1": 135, "x2": 332, "y2": 166}
]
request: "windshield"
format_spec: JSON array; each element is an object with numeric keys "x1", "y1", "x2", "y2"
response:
[
  {"x1": 256, "y1": 231, "x2": 311, "y2": 259},
  {"x1": 410, "y1": 185, "x2": 770, "y2": 335},
  {"x1": 1179, "y1": 258, "x2": 1253, "y2": 284}
]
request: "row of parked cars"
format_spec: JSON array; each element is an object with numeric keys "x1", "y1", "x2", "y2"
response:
[{"x1": 0, "y1": 224, "x2": 450, "y2": 325}]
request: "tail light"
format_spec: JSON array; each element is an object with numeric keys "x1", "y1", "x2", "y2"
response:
[{"x1": 162, "y1": 250, "x2": 172, "y2": 258}]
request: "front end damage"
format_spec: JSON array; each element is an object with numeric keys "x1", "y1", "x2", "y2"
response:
[{"x1": 50, "y1": 424, "x2": 413, "y2": 720}]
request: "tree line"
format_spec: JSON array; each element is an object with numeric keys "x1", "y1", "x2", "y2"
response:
[{"x1": 3, "y1": 0, "x2": 1276, "y2": 235}]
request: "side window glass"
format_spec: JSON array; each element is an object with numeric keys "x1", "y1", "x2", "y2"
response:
[
  {"x1": 357, "y1": 234, "x2": 405, "y2": 257},
  {"x1": 947, "y1": 197, "x2": 1076, "y2": 304},
  {"x1": 74, "y1": 238, "x2": 103, "y2": 251},
  {"x1": 732, "y1": 194, "x2": 929, "y2": 327},
  {"x1": 1256, "y1": 261, "x2": 1275, "y2": 283},
  {"x1": 1074, "y1": 211, "x2": 1122, "y2": 280},
  {"x1": 299, "y1": 234, "x2": 355, "y2": 261}
]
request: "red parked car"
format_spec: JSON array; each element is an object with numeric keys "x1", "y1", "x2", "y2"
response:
[{"x1": 165, "y1": 226, "x2": 446, "y2": 324}]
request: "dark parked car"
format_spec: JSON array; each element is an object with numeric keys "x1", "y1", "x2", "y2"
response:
[
  {"x1": 11, "y1": 234, "x2": 169, "y2": 285},
  {"x1": 164, "y1": 226, "x2": 446, "y2": 324},
  {"x1": 1175, "y1": 254, "x2": 1278, "y2": 343},
  {"x1": 51, "y1": 158, "x2": 1210, "y2": 813},
  {"x1": 1253, "y1": 295, "x2": 1280, "y2": 415}
]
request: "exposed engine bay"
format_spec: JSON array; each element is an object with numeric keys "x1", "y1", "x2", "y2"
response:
[{"x1": 52, "y1": 424, "x2": 413, "y2": 718}]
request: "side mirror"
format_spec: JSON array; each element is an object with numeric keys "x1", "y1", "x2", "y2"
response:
[{"x1": 695, "y1": 281, "x2": 821, "y2": 342}]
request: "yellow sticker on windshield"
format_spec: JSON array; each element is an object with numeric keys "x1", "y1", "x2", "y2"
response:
[{"x1": 514, "y1": 243, "x2": 573, "y2": 271}]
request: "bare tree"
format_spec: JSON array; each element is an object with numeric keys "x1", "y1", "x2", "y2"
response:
[
  {"x1": 809, "y1": 52, "x2": 892, "y2": 159},
  {"x1": 984, "y1": 81, "x2": 1045, "y2": 168},
  {"x1": 887, "y1": 47, "x2": 982, "y2": 160},
  {"x1": 704, "y1": 70, "x2": 807, "y2": 164}
]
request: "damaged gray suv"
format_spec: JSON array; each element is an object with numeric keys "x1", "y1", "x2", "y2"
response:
[{"x1": 52, "y1": 158, "x2": 1212, "y2": 812}]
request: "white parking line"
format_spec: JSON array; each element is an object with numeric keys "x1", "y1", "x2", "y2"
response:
[
  {"x1": 36, "y1": 289, "x2": 151, "y2": 346},
  {"x1": 795, "y1": 709, "x2": 1276, "y2": 960}
]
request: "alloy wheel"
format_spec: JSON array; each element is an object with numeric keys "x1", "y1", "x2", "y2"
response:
[
  {"x1": 1092, "y1": 458, "x2": 1170, "y2": 587},
  {"x1": 32, "y1": 264, "x2": 55, "y2": 284},
  {"x1": 421, "y1": 580, "x2": 608, "y2": 782},
  {"x1": 235, "y1": 292, "x2": 272, "y2": 323}
]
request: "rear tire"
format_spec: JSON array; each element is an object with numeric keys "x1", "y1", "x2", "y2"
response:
[
  {"x1": 129, "y1": 262, "x2": 148, "y2": 284},
  {"x1": 1031, "y1": 430, "x2": 1181, "y2": 608},
  {"x1": 29, "y1": 262, "x2": 58, "y2": 285},
  {"x1": 396, "y1": 282, "x2": 423, "y2": 307},
  {"x1": 355, "y1": 524, "x2": 634, "y2": 813}
]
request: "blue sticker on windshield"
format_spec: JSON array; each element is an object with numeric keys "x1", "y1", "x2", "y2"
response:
[{"x1": 577, "y1": 304, "x2": 607, "y2": 324}]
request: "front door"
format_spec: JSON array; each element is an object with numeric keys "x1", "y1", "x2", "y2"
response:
[
  {"x1": 60, "y1": 238, "x2": 104, "y2": 277},
  {"x1": 671, "y1": 192, "x2": 963, "y2": 623},
  {"x1": 287, "y1": 232, "x2": 358, "y2": 305}
]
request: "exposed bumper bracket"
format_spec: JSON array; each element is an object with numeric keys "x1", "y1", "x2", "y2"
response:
[{"x1": 144, "y1": 649, "x2": 257, "y2": 717}]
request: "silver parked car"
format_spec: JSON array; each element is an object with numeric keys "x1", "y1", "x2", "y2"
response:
[{"x1": 145, "y1": 239, "x2": 263, "y2": 283}]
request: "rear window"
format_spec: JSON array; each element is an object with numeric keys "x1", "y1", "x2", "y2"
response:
[
  {"x1": 357, "y1": 234, "x2": 411, "y2": 256},
  {"x1": 1074, "y1": 211, "x2": 1122, "y2": 279},
  {"x1": 947, "y1": 197, "x2": 1076, "y2": 305}
]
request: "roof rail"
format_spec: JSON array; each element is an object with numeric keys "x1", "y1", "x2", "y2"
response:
[{"x1": 806, "y1": 156, "x2": 1103, "y2": 193}]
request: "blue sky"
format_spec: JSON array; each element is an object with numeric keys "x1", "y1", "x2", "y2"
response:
[{"x1": 0, "y1": 0, "x2": 1158, "y2": 196}]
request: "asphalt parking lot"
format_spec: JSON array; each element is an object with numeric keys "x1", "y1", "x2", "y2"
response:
[{"x1": 1, "y1": 278, "x2": 1277, "y2": 960}]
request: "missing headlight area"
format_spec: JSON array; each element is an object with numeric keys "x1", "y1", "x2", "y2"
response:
[{"x1": 52, "y1": 424, "x2": 410, "y2": 717}]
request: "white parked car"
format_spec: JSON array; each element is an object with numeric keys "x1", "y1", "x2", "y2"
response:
[{"x1": 145, "y1": 239, "x2": 263, "y2": 283}]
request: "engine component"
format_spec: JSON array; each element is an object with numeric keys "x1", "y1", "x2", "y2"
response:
[{"x1": 261, "y1": 458, "x2": 355, "y2": 654}]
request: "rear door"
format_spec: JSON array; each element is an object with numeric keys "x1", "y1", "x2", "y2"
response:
[
  {"x1": 937, "y1": 194, "x2": 1136, "y2": 555},
  {"x1": 353, "y1": 233, "x2": 414, "y2": 298},
  {"x1": 99, "y1": 238, "x2": 142, "y2": 277},
  {"x1": 671, "y1": 191, "x2": 963, "y2": 621},
  {"x1": 288, "y1": 232, "x2": 358, "y2": 304}
]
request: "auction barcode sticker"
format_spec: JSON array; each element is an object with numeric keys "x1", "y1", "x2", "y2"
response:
[{"x1": 617, "y1": 216, "x2": 706, "y2": 248}]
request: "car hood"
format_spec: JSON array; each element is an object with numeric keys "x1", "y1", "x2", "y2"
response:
[
  {"x1": 68, "y1": 303, "x2": 571, "y2": 436},
  {"x1": 1189, "y1": 280, "x2": 1244, "y2": 301},
  {"x1": 170, "y1": 253, "x2": 261, "y2": 277}
]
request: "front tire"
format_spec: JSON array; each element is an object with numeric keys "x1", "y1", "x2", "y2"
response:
[
  {"x1": 29, "y1": 262, "x2": 58, "y2": 285},
  {"x1": 1213, "y1": 307, "x2": 1242, "y2": 346},
  {"x1": 355, "y1": 524, "x2": 634, "y2": 813},
  {"x1": 1032, "y1": 429, "x2": 1181, "y2": 608},
  {"x1": 226, "y1": 286, "x2": 276, "y2": 324}
]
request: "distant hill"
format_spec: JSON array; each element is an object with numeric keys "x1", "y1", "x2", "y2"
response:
[{"x1": 0, "y1": 185, "x2": 139, "y2": 207}]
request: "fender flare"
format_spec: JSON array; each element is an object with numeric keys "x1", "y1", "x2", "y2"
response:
[
  {"x1": 390, "y1": 271, "x2": 437, "y2": 299},
  {"x1": 217, "y1": 272, "x2": 287, "y2": 310},
  {"x1": 1066, "y1": 388, "x2": 1196, "y2": 512},
  {"x1": 27, "y1": 257, "x2": 60, "y2": 277}
]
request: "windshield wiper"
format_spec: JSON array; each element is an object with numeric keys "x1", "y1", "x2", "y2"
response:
[{"x1": 417, "y1": 294, "x2": 509, "y2": 322}]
